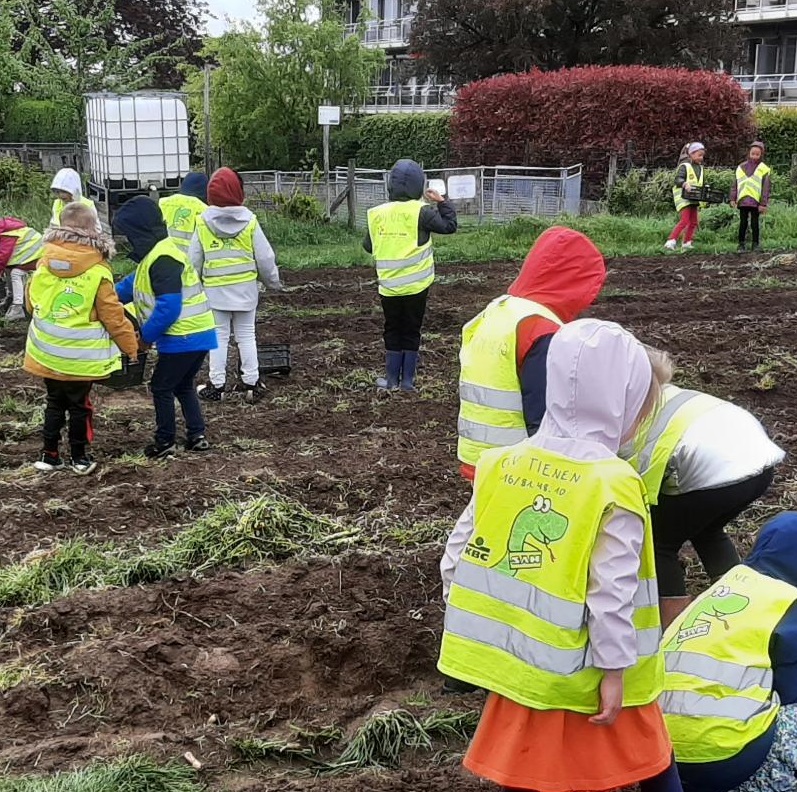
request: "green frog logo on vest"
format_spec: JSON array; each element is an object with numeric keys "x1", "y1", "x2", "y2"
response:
[
  {"x1": 173, "y1": 207, "x2": 192, "y2": 228},
  {"x1": 49, "y1": 288, "x2": 85, "y2": 320},
  {"x1": 668, "y1": 585, "x2": 750, "y2": 647},
  {"x1": 496, "y1": 496, "x2": 569, "y2": 573}
]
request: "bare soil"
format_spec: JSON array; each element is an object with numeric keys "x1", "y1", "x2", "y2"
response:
[{"x1": 0, "y1": 252, "x2": 795, "y2": 789}]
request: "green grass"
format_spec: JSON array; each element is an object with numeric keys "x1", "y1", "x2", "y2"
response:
[
  {"x1": 0, "y1": 755, "x2": 202, "y2": 792},
  {"x1": 0, "y1": 195, "x2": 52, "y2": 232}
]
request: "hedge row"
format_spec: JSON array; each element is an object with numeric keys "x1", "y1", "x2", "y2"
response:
[
  {"x1": 607, "y1": 167, "x2": 797, "y2": 216},
  {"x1": 352, "y1": 113, "x2": 450, "y2": 170},
  {"x1": 0, "y1": 97, "x2": 82, "y2": 143}
]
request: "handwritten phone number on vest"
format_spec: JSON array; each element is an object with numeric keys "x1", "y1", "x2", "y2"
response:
[{"x1": 500, "y1": 474, "x2": 568, "y2": 497}]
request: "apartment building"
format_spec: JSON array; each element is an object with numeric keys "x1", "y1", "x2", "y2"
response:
[
  {"x1": 735, "y1": 0, "x2": 797, "y2": 103},
  {"x1": 344, "y1": 0, "x2": 453, "y2": 112}
]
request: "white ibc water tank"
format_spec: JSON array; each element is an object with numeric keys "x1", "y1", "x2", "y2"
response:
[{"x1": 85, "y1": 92, "x2": 190, "y2": 187}]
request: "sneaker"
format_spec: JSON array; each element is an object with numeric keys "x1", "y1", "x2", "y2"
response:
[
  {"x1": 752, "y1": 244, "x2": 762, "y2": 253},
  {"x1": 185, "y1": 435, "x2": 210, "y2": 452},
  {"x1": 197, "y1": 383, "x2": 225, "y2": 402},
  {"x1": 681, "y1": 242, "x2": 693, "y2": 251},
  {"x1": 144, "y1": 441, "x2": 177, "y2": 459},
  {"x1": 33, "y1": 451, "x2": 65, "y2": 472},
  {"x1": 241, "y1": 381, "x2": 267, "y2": 404},
  {"x1": 664, "y1": 239, "x2": 678, "y2": 251},
  {"x1": 4, "y1": 304, "x2": 26, "y2": 322},
  {"x1": 737, "y1": 243, "x2": 746, "y2": 253},
  {"x1": 70, "y1": 455, "x2": 97, "y2": 476}
]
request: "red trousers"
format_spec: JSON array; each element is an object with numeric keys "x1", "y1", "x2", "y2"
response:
[{"x1": 669, "y1": 206, "x2": 699, "y2": 243}]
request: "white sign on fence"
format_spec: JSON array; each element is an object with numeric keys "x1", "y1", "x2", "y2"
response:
[
  {"x1": 447, "y1": 174, "x2": 477, "y2": 200},
  {"x1": 318, "y1": 105, "x2": 341, "y2": 126},
  {"x1": 427, "y1": 178, "x2": 447, "y2": 195}
]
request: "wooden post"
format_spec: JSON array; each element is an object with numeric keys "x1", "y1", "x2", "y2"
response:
[
  {"x1": 323, "y1": 123, "x2": 331, "y2": 218},
  {"x1": 607, "y1": 153, "x2": 619, "y2": 190},
  {"x1": 203, "y1": 64, "x2": 212, "y2": 178},
  {"x1": 347, "y1": 158, "x2": 357, "y2": 230}
]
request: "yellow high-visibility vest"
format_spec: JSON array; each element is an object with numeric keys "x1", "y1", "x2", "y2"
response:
[
  {"x1": 628, "y1": 384, "x2": 721, "y2": 505},
  {"x1": 27, "y1": 262, "x2": 120, "y2": 378},
  {"x1": 673, "y1": 164, "x2": 703, "y2": 212},
  {"x1": 51, "y1": 196, "x2": 96, "y2": 227},
  {"x1": 159, "y1": 194, "x2": 207, "y2": 253},
  {"x1": 3, "y1": 227, "x2": 44, "y2": 268},
  {"x1": 439, "y1": 442, "x2": 663, "y2": 713},
  {"x1": 133, "y1": 238, "x2": 215, "y2": 338},
  {"x1": 367, "y1": 200, "x2": 434, "y2": 297},
  {"x1": 458, "y1": 295, "x2": 563, "y2": 468},
  {"x1": 736, "y1": 163, "x2": 771, "y2": 204},
  {"x1": 195, "y1": 215, "x2": 258, "y2": 291},
  {"x1": 662, "y1": 565, "x2": 797, "y2": 763}
]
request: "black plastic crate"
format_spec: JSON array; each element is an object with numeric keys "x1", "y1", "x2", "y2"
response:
[
  {"x1": 104, "y1": 351, "x2": 148, "y2": 390},
  {"x1": 257, "y1": 343, "x2": 291, "y2": 376},
  {"x1": 682, "y1": 186, "x2": 726, "y2": 205}
]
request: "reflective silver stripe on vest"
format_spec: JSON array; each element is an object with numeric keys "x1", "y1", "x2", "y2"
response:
[
  {"x1": 458, "y1": 417, "x2": 528, "y2": 447},
  {"x1": 375, "y1": 247, "x2": 433, "y2": 270},
  {"x1": 30, "y1": 337, "x2": 116, "y2": 361},
  {"x1": 183, "y1": 283, "x2": 204, "y2": 300},
  {"x1": 637, "y1": 390, "x2": 700, "y2": 473},
  {"x1": 168, "y1": 229, "x2": 194, "y2": 241},
  {"x1": 460, "y1": 382, "x2": 524, "y2": 412},
  {"x1": 10, "y1": 238, "x2": 44, "y2": 267},
  {"x1": 456, "y1": 560, "x2": 585, "y2": 631},
  {"x1": 665, "y1": 651, "x2": 773, "y2": 693},
  {"x1": 33, "y1": 317, "x2": 109, "y2": 341},
  {"x1": 203, "y1": 262, "x2": 257, "y2": 277},
  {"x1": 634, "y1": 578, "x2": 659, "y2": 610},
  {"x1": 378, "y1": 265, "x2": 435, "y2": 290},
  {"x1": 660, "y1": 690, "x2": 773, "y2": 722},
  {"x1": 204, "y1": 249, "x2": 255, "y2": 263},
  {"x1": 179, "y1": 302, "x2": 210, "y2": 320}
]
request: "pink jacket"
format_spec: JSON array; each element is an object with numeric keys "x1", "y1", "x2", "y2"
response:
[
  {"x1": 0, "y1": 217, "x2": 26, "y2": 273},
  {"x1": 442, "y1": 319, "x2": 655, "y2": 671}
]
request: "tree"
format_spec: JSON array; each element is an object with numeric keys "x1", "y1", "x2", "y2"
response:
[
  {"x1": 184, "y1": 0, "x2": 385, "y2": 169},
  {"x1": 410, "y1": 0, "x2": 741, "y2": 85}
]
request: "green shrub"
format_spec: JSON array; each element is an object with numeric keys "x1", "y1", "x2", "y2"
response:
[
  {"x1": 270, "y1": 190, "x2": 326, "y2": 223},
  {"x1": 700, "y1": 203, "x2": 737, "y2": 231},
  {"x1": 1, "y1": 97, "x2": 81, "y2": 143},
  {"x1": 356, "y1": 113, "x2": 450, "y2": 170},
  {"x1": 755, "y1": 107, "x2": 797, "y2": 169},
  {"x1": 0, "y1": 156, "x2": 50, "y2": 200}
]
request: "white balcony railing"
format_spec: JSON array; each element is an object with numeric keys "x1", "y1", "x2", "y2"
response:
[
  {"x1": 344, "y1": 16, "x2": 414, "y2": 48},
  {"x1": 357, "y1": 83, "x2": 455, "y2": 114},
  {"x1": 734, "y1": 73, "x2": 797, "y2": 104},
  {"x1": 736, "y1": 0, "x2": 797, "y2": 20}
]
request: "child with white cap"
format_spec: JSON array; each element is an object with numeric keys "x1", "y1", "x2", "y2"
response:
[{"x1": 665, "y1": 142, "x2": 706, "y2": 252}]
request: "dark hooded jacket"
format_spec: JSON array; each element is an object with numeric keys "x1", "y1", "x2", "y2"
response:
[
  {"x1": 113, "y1": 196, "x2": 216, "y2": 354},
  {"x1": 674, "y1": 512, "x2": 797, "y2": 792},
  {"x1": 460, "y1": 227, "x2": 606, "y2": 480},
  {"x1": 362, "y1": 159, "x2": 457, "y2": 254},
  {"x1": 180, "y1": 172, "x2": 209, "y2": 202}
]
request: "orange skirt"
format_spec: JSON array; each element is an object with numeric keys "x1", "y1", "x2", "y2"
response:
[{"x1": 463, "y1": 694, "x2": 673, "y2": 792}]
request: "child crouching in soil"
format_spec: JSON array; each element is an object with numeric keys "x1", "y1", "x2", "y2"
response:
[
  {"x1": 24, "y1": 203, "x2": 138, "y2": 475},
  {"x1": 665, "y1": 142, "x2": 705, "y2": 253},
  {"x1": 439, "y1": 318, "x2": 683, "y2": 792},
  {"x1": 730, "y1": 141, "x2": 771, "y2": 253}
]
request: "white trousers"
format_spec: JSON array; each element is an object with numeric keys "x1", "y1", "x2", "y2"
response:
[
  {"x1": 209, "y1": 308, "x2": 259, "y2": 387},
  {"x1": 10, "y1": 268, "x2": 27, "y2": 305},
  {"x1": 440, "y1": 497, "x2": 475, "y2": 601}
]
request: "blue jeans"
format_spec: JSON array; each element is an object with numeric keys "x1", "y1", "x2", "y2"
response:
[{"x1": 150, "y1": 351, "x2": 207, "y2": 445}]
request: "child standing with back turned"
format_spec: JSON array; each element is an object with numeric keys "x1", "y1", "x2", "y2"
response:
[
  {"x1": 439, "y1": 318, "x2": 683, "y2": 792},
  {"x1": 730, "y1": 141, "x2": 771, "y2": 253}
]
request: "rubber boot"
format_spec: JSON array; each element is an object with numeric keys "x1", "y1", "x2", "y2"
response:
[
  {"x1": 660, "y1": 596, "x2": 693, "y2": 629},
  {"x1": 400, "y1": 350, "x2": 419, "y2": 392},
  {"x1": 376, "y1": 351, "x2": 402, "y2": 390}
]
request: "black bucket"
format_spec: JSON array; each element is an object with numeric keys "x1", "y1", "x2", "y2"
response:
[{"x1": 104, "y1": 351, "x2": 148, "y2": 390}]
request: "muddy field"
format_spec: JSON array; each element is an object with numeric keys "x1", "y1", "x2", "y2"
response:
[{"x1": 0, "y1": 252, "x2": 796, "y2": 789}]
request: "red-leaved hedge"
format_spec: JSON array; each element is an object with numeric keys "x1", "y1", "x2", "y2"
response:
[{"x1": 452, "y1": 66, "x2": 755, "y2": 167}]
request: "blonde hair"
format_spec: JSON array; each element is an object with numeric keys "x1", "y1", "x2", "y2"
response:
[
  {"x1": 59, "y1": 202, "x2": 98, "y2": 234},
  {"x1": 637, "y1": 345, "x2": 674, "y2": 425}
]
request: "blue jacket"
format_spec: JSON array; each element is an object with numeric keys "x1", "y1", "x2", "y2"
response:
[
  {"x1": 678, "y1": 511, "x2": 797, "y2": 792},
  {"x1": 180, "y1": 172, "x2": 208, "y2": 202},
  {"x1": 113, "y1": 196, "x2": 216, "y2": 355}
]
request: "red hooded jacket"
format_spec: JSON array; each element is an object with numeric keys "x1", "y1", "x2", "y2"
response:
[
  {"x1": 207, "y1": 168, "x2": 245, "y2": 208},
  {"x1": 0, "y1": 217, "x2": 27, "y2": 273},
  {"x1": 460, "y1": 226, "x2": 606, "y2": 480}
]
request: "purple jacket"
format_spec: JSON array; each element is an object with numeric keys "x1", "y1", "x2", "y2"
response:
[{"x1": 731, "y1": 160, "x2": 771, "y2": 208}]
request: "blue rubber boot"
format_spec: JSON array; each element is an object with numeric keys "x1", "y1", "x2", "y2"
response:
[
  {"x1": 400, "y1": 351, "x2": 419, "y2": 392},
  {"x1": 376, "y1": 351, "x2": 402, "y2": 390}
]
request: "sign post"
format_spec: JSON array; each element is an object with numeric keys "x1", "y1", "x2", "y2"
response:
[{"x1": 318, "y1": 105, "x2": 341, "y2": 217}]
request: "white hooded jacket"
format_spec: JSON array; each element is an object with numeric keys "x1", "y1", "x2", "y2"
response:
[
  {"x1": 50, "y1": 168, "x2": 101, "y2": 232},
  {"x1": 442, "y1": 318, "x2": 656, "y2": 671}
]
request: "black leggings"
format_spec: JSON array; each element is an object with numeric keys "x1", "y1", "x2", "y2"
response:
[
  {"x1": 652, "y1": 467, "x2": 775, "y2": 597},
  {"x1": 43, "y1": 378, "x2": 94, "y2": 458},
  {"x1": 380, "y1": 288, "x2": 429, "y2": 352},
  {"x1": 738, "y1": 206, "x2": 760, "y2": 246}
]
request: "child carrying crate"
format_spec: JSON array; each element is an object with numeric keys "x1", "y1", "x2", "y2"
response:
[
  {"x1": 730, "y1": 141, "x2": 771, "y2": 253},
  {"x1": 665, "y1": 142, "x2": 706, "y2": 252}
]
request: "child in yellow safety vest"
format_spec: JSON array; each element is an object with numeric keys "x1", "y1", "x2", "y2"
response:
[
  {"x1": 661, "y1": 511, "x2": 797, "y2": 792},
  {"x1": 50, "y1": 168, "x2": 101, "y2": 233},
  {"x1": 665, "y1": 142, "x2": 705, "y2": 253},
  {"x1": 439, "y1": 318, "x2": 682, "y2": 792},
  {"x1": 23, "y1": 203, "x2": 138, "y2": 475},
  {"x1": 730, "y1": 141, "x2": 771, "y2": 253},
  {"x1": 0, "y1": 217, "x2": 44, "y2": 321}
]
